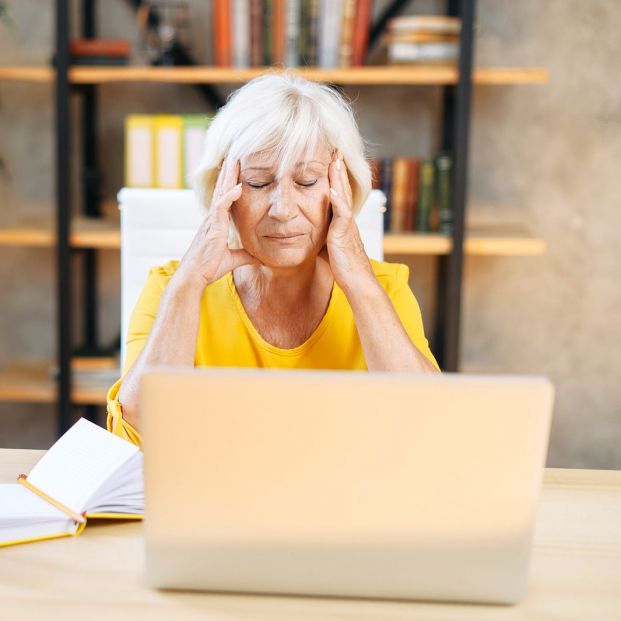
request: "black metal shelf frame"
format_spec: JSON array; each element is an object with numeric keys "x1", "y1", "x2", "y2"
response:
[{"x1": 53, "y1": 0, "x2": 476, "y2": 434}]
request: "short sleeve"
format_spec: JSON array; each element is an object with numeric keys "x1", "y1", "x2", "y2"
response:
[
  {"x1": 106, "y1": 263, "x2": 177, "y2": 447},
  {"x1": 387, "y1": 263, "x2": 441, "y2": 372}
]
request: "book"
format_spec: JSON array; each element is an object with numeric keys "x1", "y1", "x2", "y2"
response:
[
  {"x1": 232, "y1": 0, "x2": 251, "y2": 68},
  {"x1": 351, "y1": 0, "x2": 373, "y2": 67},
  {"x1": 250, "y1": 0, "x2": 264, "y2": 66},
  {"x1": 263, "y1": 0, "x2": 274, "y2": 65},
  {"x1": 214, "y1": 0, "x2": 232, "y2": 67},
  {"x1": 339, "y1": 0, "x2": 356, "y2": 67},
  {"x1": 390, "y1": 157, "x2": 410, "y2": 232},
  {"x1": 435, "y1": 153, "x2": 453, "y2": 234},
  {"x1": 69, "y1": 38, "x2": 131, "y2": 57},
  {"x1": 183, "y1": 114, "x2": 214, "y2": 188},
  {"x1": 154, "y1": 115, "x2": 183, "y2": 189},
  {"x1": 379, "y1": 157, "x2": 393, "y2": 232},
  {"x1": 388, "y1": 41, "x2": 459, "y2": 64},
  {"x1": 285, "y1": 0, "x2": 301, "y2": 67},
  {"x1": 272, "y1": 0, "x2": 286, "y2": 66},
  {"x1": 416, "y1": 160, "x2": 435, "y2": 232},
  {"x1": 387, "y1": 15, "x2": 461, "y2": 35},
  {"x1": 318, "y1": 0, "x2": 343, "y2": 68},
  {"x1": 125, "y1": 115, "x2": 155, "y2": 187},
  {"x1": 0, "y1": 418, "x2": 143, "y2": 548},
  {"x1": 404, "y1": 158, "x2": 420, "y2": 231}
]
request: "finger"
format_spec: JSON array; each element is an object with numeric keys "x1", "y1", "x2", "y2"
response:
[
  {"x1": 328, "y1": 153, "x2": 352, "y2": 216},
  {"x1": 213, "y1": 181, "x2": 242, "y2": 228},
  {"x1": 337, "y1": 149, "x2": 353, "y2": 201},
  {"x1": 329, "y1": 186, "x2": 351, "y2": 222}
]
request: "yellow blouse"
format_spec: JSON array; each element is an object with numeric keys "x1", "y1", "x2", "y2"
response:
[{"x1": 107, "y1": 259, "x2": 440, "y2": 447}]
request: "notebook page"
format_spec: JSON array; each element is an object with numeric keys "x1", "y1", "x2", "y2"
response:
[
  {"x1": 26, "y1": 418, "x2": 140, "y2": 513},
  {"x1": 0, "y1": 484, "x2": 68, "y2": 521}
]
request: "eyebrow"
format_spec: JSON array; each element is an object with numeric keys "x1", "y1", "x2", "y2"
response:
[{"x1": 243, "y1": 160, "x2": 326, "y2": 171}]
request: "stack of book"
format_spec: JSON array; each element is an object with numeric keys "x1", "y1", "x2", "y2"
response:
[
  {"x1": 371, "y1": 154, "x2": 453, "y2": 234},
  {"x1": 384, "y1": 15, "x2": 461, "y2": 65},
  {"x1": 214, "y1": 0, "x2": 373, "y2": 68},
  {"x1": 69, "y1": 38, "x2": 130, "y2": 66},
  {"x1": 124, "y1": 114, "x2": 214, "y2": 189}
]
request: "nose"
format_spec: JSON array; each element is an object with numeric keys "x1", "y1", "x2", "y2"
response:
[{"x1": 267, "y1": 181, "x2": 298, "y2": 222}]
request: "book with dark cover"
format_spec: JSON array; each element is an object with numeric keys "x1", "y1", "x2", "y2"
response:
[
  {"x1": 214, "y1": 0, "x2": 232, "y2": 66},
  {"x1": 416, "y1": 160, "x2": 435, "y2": 232},
  {"x1": 300, "y1": 0, "x2": 317, "y2": 66},
  {"x1": 435, "y1": 153, "x2": 453, "y2": 234},
  {"x1": 71, "y1": 57, "x2": 129, "y2": 66},
  {"x1": 380, "y1": 157, "x2": 393, "y2": 232},
  {"x1": 404, "y1": 158, "x2": 420, "y2": 231},
  {"x1": 250, "y1": 0, "x2": 264, "y2": 66},
  {"x1": 351, "y1": 0, "x2": 373, "y2": 67},
  {"x1": 263, "y1": 0, "x2": 274, "y2": 65}
]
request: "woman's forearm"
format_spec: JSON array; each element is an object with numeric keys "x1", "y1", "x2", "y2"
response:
[
  {"x1": 343, "y1": 277, "x2": 440, "y2": 373},
  {"x1": 117, "y1": 273, "x2": 204, "y2": 430}
]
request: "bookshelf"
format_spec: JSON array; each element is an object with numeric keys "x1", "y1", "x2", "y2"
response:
[
  {"x1": 0, "y1": 65, "x2": 549, "y2": 85},
  {"x1": 0, "y1": 0, "x2": 548, "y2": 433}
]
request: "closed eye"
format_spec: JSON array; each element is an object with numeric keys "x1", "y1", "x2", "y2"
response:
[{"x1": 246, "y1": 180, "x2": 318, "y2": 189}]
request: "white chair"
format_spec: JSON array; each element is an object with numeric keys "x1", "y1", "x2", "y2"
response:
[{"x1": 117, "y1": 187, "x2": 386, "y2": 368}]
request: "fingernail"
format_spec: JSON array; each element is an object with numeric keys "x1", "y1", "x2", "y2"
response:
[
  {"x1": 234, "y1": 182, "x2": 242, "y2": 190},
  {"x1": 336, "y1": 158, "x2": 341, "y2": 171},
  {"x1": 330, "y1": 187, "x2": 338, "y2": 197}
]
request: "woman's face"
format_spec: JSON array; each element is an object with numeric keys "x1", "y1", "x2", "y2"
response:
[{"x1": 231, "y1": 143, "x2": 334, "y2": 269}]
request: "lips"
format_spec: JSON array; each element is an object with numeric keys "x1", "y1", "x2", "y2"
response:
[{"x1": 264, "y1": 233, "x2": 304, "y2": 239}]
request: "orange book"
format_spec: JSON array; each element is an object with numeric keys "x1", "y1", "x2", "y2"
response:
[
  {"x1": 272, "y1": 0, "x2": 286, "y2": 66},
  {"x1": 390, "y1": 157, "x2": 410, "y2": 232},
  {"x1": 351, "y1": 0, "x2": 373, "y2": 67},
  {"x1": 214, "y1": 0, "x2": 232, "y2": 67},
  {"x1": 404, "y1": 158, "x2": 420, "y2": 231}
]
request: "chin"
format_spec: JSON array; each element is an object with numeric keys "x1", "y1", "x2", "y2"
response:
[{"x1": 256, "y1": 246, "x2": 317, "y2": 269}]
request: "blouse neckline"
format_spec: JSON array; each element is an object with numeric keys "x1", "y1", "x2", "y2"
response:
[{"x1": 226, "y1": 270, "x2": 337, "y2": 357}]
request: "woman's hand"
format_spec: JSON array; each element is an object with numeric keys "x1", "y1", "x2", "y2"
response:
[
  {"x1": 175, "y1": 158, "x2": 259, "y2": 289},
  {"x1": 322, "y1": 149, "x2": 375, "y2": 293}
]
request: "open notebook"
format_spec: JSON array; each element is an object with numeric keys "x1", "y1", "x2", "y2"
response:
[{"x1": 0, "y1": 418, "x2": 143, "y2": 547}]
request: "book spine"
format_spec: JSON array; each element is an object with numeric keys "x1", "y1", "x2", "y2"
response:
[
  {"x1": 388, "y1": 41, "x2": 459, "y2": 63},
  {"x1": 390, "y1": 157, "x2": 409, "y2": 232},
  {"x1": 214, "y1": 0, "x2": 232, "y2": 67},
  {"x1": 154, "y1": 115, "x2": 184, "y2": 189},
  {"x1": 307, "y1": 0, "x2": 319, "y2": 66},
  {"x1": 339, "y1": 0, "x2": 356, "y2": 68},
  {"x1": 285, "y1": 0, "x2": 301, "y2": 67},
  {"x1": 125, "y1": 115, "x2": 155, "y2": 188},
  {"x1": 233, "y1": 0, "x2": 251, "y2": 68},
  {"x1": 404, "y1": 158, "x2": 420, "y2": 232},
  {"x1": 351, "y1": 0, "x2": 372, "y2": 67},
  {"x1": 250, "y1": 0, "x2": 264, "y2": 66},
  {"x1": 380, "y1": 157, "x2": 393, "y2": 232},
  {"x1": 416, "y1": 160, "x2": 435, "y2": 232},
  {"x1": 272, "y1": 0, "x2": 286, "y2": 66},
  {"x1": 263, "y1": 0, "x2": 273, "y2": 66},
  {"x1": 183, "y1": 114, "x2": 215, "y2": 188},
  {"x1": 318, "y1": 0, "x2": 343, "y2": 68},
  {"x1": 435, "y1": 153, "x2": 453, "y2": 234}
]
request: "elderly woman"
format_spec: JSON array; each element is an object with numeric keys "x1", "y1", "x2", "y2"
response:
[{"x1": 107, "y1": 71, "x2": 440, "y2": 447}]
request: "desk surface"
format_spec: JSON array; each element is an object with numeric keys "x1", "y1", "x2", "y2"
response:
[{"x1": 1, "y1": 449, "x2": 620, "y2": 621}]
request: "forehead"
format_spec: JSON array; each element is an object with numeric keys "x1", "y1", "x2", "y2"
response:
[{"x1": 241, "y1": 143, "x2": 332, "y2": 171}]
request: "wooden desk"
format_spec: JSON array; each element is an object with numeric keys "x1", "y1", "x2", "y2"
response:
[{"x1": 1, "y1": 449, "x2": 620, "y2": 620}]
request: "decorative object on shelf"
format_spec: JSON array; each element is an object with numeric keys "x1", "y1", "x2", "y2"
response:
[
  {"x1": 136, "y1": 1, "x2": 192, "y2": 66},
  {"x1": 384, "y1": 15, "x2": 461, "y2": 65},
  {"x1": 69, "y1": 38, "x2": 130, "y2": 66}
]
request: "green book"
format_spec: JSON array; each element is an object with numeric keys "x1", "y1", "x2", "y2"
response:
[
  {"x1": 435, "y1": 153, "x2": 453, "y2": 234},
  {"x1": 263, "y1": 0, "x2": 273, "y2": 66},
  {"x1": 416, "y1": 160, "x2": 435, "y2": 232},
  {"x1": 182, "y1": 114, "x2": 214, "y2": 188}
]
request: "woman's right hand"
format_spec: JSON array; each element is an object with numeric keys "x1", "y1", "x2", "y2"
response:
[{"x1": 175, "y1": 157, "x2": 259, "y2": 289}]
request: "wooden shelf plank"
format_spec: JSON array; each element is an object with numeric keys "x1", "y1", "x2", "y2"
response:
[
  {"x1": 0, "y1": 65, "x2": 549, "y2": 85},
  {"x1": 0, "y1": 361, "x2": 115, "y2": 405},
  {"x1": 0, "y1": 219, "x2": 546, "y2": 256}
]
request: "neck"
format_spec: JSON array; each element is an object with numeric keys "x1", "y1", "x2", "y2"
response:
[{"x1": 235, "y1": 258, "x2": 330, "y2": 312}]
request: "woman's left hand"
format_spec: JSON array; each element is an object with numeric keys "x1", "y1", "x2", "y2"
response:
[{"x1": 322, "y1": 149, "x2": 375, "y2": 293}]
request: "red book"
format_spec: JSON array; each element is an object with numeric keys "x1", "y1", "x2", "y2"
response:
[
  {"x1": 70, "y1": 39, "x2": 130, "y2": 57},
  {"x1": 351, "y1": 0, "x2": 373, "y2": 67},
  {"x1": 214, "y1": 0, "x2": 232, "y2": 67},
  {"x1": 250, "y1": 0, "x2": 263, "y2": 66}
]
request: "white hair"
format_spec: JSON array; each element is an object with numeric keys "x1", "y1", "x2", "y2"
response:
[{"x1": 190, "y1": 70, "x2": 372, "y2": 245}]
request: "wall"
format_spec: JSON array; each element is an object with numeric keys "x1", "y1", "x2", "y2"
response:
[{"x1": 0, "y1": 0, "x2": 619, "y2": 468}]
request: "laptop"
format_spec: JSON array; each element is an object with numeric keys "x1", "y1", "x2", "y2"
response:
[{"x1": 140, "y1": 368, "x2": 554, "y2": 605}]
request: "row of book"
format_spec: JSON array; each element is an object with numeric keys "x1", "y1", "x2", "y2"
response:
[
  {"x1": 384, "y1": 15, "x2": 461, "y2": 65},
  {"x1": 124, "y1": 114, "x2": 214, "y2": 189},
  {"x1": 371, "y1": 155, "x2": 453, "y2": 234},
  {"x1": 214, "y1": 0, "x2": 373, "y2": 68}
]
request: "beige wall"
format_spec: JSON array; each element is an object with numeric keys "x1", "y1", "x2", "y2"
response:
[{"x1": 0, "y1": 1, "x2": 619, "y2": 468}]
